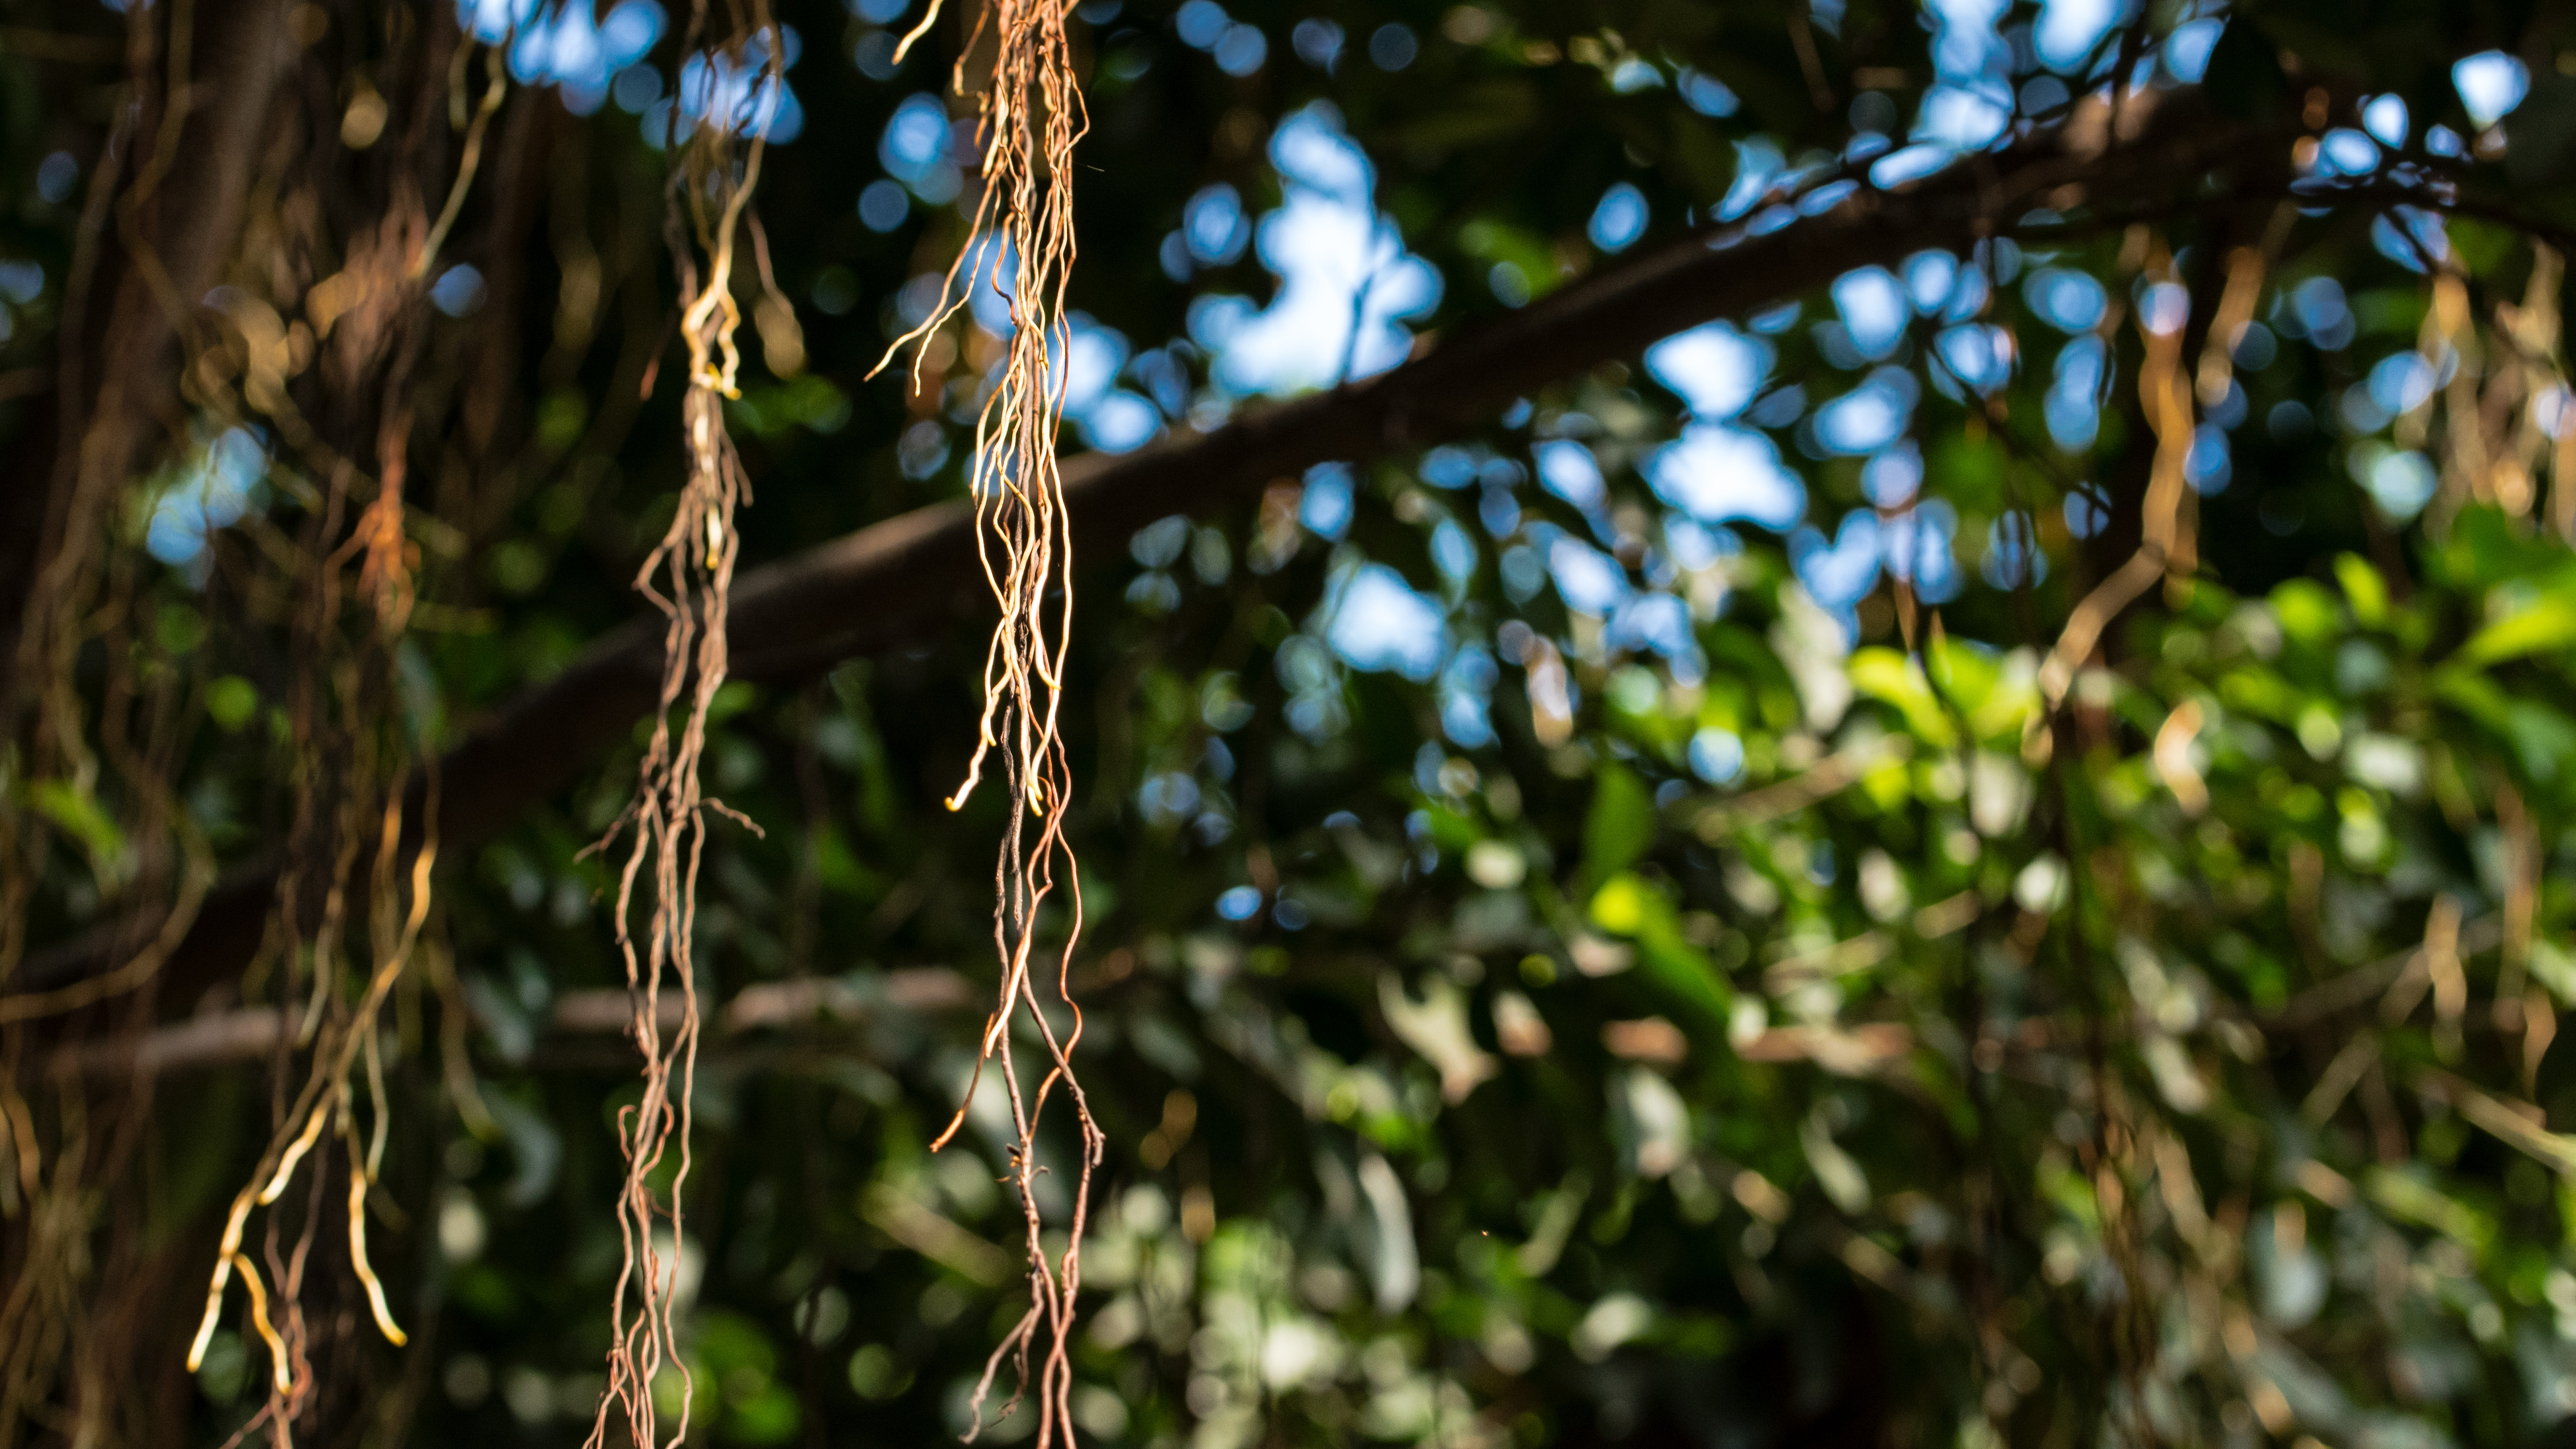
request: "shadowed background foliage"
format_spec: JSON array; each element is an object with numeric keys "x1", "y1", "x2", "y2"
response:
[{"x1": 9, "y1": 1, "x2": 2576, "y2": 1448}]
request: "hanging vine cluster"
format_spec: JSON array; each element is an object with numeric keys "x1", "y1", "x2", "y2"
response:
[
  {"x1": 877, "y1": 0, "x2": 1101, "y2": 1441},
  {"x1": 168, "y1": 12, "x2": 529, "y2": 1441},
  {"x1": 585, "y1": 6, "x2": 781, "y2": 1448},
  {"x1": 0, "y1": 0, "x2": 510, "y2": 1438},
  {"x1": 0, "y1": 0, "x2": 1106, "y2": 1439}
]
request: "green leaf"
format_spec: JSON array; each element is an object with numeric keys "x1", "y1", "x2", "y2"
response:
[
  {"x1": 2503, "y1": 702, "x2": 2576, "y2": 784},
  {"x1": 1588, "y1": 872, "x2": 1731, "y2": 1027},
  {"x1": 206, "y1": 675, "x2": 260, "y2": 732},
  {"x1": 2431, "y1": 669, "x2": 2576, "y2": 780},
  {"x1": 2455, "y1": 590, "x2": 2576, "y2": 669},
  {"x1": 814, "y1": 825, "x2": 887, "y2": 898},
  {"x1": 1420, "y1": 801, "x2": 1481, "y2": 854},
  {"x1": 2533, "y1": 940, "x2": 2576, "y2": 1008},
  {"x1": 1589, "y1": 873, "x2": 1655, "y2": 936},
  {"x1": 2268, "y1": 578, "x2": 2342, "y2": 651},
  {"x1": 1927, "y1": 430, "x2": 2007, "y2": 510},
  {"x1": 2440, "y1": 506, "x2": 2568, "y2": 587},
  {"x1": 155, "y1": 603, "x2": 207, "y2": 655},
  {"x1": 2447, "y1": 217, "x2": 2524, "y2": 278},
  {"x1": 33, "y1": 780, "x2": 127, "y2": 867},
  {"x1": 1848, "y1": 648, "x2": 1957, "y2": 748},
  {"x1": 2333, "y1": 553, "x2": 2388, "y2": 628},
  {"x1": 1583, "y1": 762, "x2": 1655, "y2": 885},
  {"x1": 1925, "y1": 636, "x2": 2038, "y2": 744},
  {"x1": 2364, "y1": 1167, "x2": 2492, "y2": 1254},
  {"x1": 2220, "y1": 665, "x2": 2306, "y2": 727}
]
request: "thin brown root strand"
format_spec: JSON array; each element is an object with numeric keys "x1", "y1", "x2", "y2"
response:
[{"x1": 587, "y1": 9, "x2": 780, "y2": 1449}]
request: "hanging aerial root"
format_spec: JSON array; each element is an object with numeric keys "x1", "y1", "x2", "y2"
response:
[
  {"x1": 184, "y1": 1093, "x2": 326, "y2": 1375},
  {"x1": 585, "y1": 8, "x2": 783, "y2": 1449},
  {"x1": 184, "y1": 791, "x2": 437, "y2": 1384},
  {"x1": 2032, "y1": 229, "x2": 2273, "y2": 739},
  {"x1": 185, "y1": 1073, "x2": 413, "y2": 1393},
  {"x1": 185, "y1": 1188, "x2": 259, "y2": 1371},
  {"x1": 260, "y1": 1100, "x2": 330, "y2": 1204},
  {"x1": 345, "y1": 1117, "x2": 406, "y2": 1346},
  {"x1": 873, "y1": 1, "x2": 1103, "y2": 1444},
  {"x1": 161, "y1": 22, "x2": 503, "y2": 1423},
  {"x1": 232, "y1": 1253, "x2": 291, "y2": 1394}
]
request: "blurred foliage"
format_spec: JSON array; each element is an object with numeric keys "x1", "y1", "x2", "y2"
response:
[{"x1": 16, "y1": 0, "x2": 2576, "y2": 1448}]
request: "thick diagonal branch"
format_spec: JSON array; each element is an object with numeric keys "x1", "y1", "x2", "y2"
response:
[{"x1": 19, "y1": 105, "x2": 2270, "y2": 1005}]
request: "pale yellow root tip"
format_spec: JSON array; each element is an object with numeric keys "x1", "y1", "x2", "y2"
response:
[
  {"x1": 232, "y1": 1254, "x2": 292, "y2": 1393},
  {"x1": 349, "y1": 1173, "x2": 408, "y2": 1346},
  {"x1": 184, "y1": 1281, "x2": 228, "y2": 1373},
  {"x1": 889, "y1": 0, "x2": 946, "y2": 63},
  {"x1": 186, "y1": 1193, "x2": 255, "y2": 1371}
]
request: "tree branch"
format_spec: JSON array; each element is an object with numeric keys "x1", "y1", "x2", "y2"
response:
[
  {"x1": 50, "y1": 966, "x2": 975, "y2": 1077},
  {"x1": 18, "y1": 102, "x2": 2274, "y2": 1008}
]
